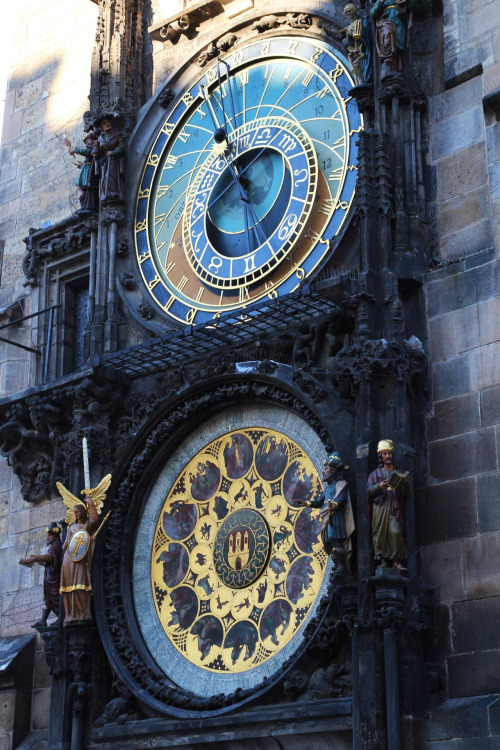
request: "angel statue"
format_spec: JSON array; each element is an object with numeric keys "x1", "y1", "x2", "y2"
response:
[{"x1": 58, "y1": 474, "x2": 111, "y2": 623}]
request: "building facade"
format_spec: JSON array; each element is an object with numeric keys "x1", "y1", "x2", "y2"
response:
[{"x1": 0, "y1": 0, "x2": 499, "y2": 748}]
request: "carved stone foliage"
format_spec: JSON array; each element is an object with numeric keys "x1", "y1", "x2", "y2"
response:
[
  {"x1": 0, "y1": 374, "x2": 124, "y2": 503},
  {"x1": 23, "y1": 215, "x2": 98, "y2": 286},
  {"x1": 97, "y1": 379, "x2": 337, "y2": 716},
  {"x1": 334, "y1": 337, "x2": 426, "y2": 397}
]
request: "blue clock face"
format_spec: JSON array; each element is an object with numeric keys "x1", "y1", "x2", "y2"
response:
[{"x1": 135, "y1": 37, "x2": 361, "y2": 325}]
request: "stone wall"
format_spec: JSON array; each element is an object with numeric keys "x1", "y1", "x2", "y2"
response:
[
  {"x1": 422, "y1": 0, "x2": 500, "y2": 743},
  {"x1": 0, "y1": 0, "x2": 96, "y2": 739},
  {"x1": 0, "y1": 0, "x2": 97, "y2": 393}
]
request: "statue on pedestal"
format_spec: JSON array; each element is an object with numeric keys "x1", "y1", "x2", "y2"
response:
[
  {"x1": 366, "y1": 439, "x2": 411, "y2": 570},
  {"x1": 371, "y1": 0, "x2": 416, "y2": 78},
  {"x1": 19, "y1": 521, "x2": 62, "y2": 627},
  {"x1": 93, "y1": 117, "x2": 126, "y2": 203},
  {"x1": 295, "y1": 452, "x2": 355, "y2": 574},
  {"x1": 68, "y1": 132, "x2": 99, "y2": 212},
  {"x1": 58, "y1": 475, "x2": 112, "y2": 622}
]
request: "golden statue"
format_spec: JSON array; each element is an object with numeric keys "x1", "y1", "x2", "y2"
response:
[{"x1": 58, "y1": 474, "x2": 111, "y2": 623}]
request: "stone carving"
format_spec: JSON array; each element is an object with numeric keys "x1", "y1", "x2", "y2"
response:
[
  {"x1": 334, "y1": 338, "x2": 426, "y2": 396},
  {"x1": 198, "y1": 33, "x2": 237, "y2": 67},
  {"x1": 157, "y1": 87, "x2": 174, "y2": 109},
  {"x1": 137, "y1": 302, "x2": 155, "y2": 320},
  {"x1": 0, "y1": 376, "x2": 124, "y2": 503},
  {"x1": 159, "y1": 16, "x2": 190, "y2": 44},
  {"x1": 94, "y1": 680, "x2": 140, "y2": 727},
  {"x1": 284, "y1": 663, "x2": 351, "y2": 700},
  {"x1": 121, "y1": 273, "x2": 136, "y2": 291},
  {"x1": 252, "y1": 13, "x2": 312, "y2": 33},
  {"x1": 88, "y1": 0, "x2": 150, "y2": 134},
  {"x1": 23, "y1": 215, "x2": 97, "y2": 285}
]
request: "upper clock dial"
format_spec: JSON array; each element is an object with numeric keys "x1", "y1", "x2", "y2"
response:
[{"x1": 135, "y1": 37, "x2": 361, "y2": 325}]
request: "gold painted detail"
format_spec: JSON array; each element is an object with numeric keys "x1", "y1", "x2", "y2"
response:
[{"x1": 150, "y1": 427, "x2": 326, "y2": 674}]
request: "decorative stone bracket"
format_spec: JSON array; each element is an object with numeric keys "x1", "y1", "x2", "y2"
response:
[{"x1": 0, "y1": 372, "x2": 125, "y2": 503}]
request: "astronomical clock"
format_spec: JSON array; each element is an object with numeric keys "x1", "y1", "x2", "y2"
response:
[
  {"x1": 133, "y1": 413, "x2": 330, "y2": 697},
  {"x1": 133, "y1": 36, "x2": 361, "y2": 325},
  {"x1": 100, "y1": 21, "x2": 359, "y2": 721}
]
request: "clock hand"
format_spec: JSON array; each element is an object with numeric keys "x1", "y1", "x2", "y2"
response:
[{"x1": 217, "y1": 59, "x2": 238, "y2": 134}]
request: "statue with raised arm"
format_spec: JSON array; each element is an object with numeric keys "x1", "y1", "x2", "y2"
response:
[
  {"x1": 366, "y1": 439, "x2": 411, "y2": 570},
  {"x1": 19, "y1": 521, "x2": 62, "y2": 627},
  {"x1": 295, "y1": 452, "x2": 355, "y2": 574},
  {"x1": 332, "y1": 4, "x2": 373, "y2": 86},
  {"x1": 58, "y1": 474, "x2": 111, "y2": 622},
  {"x1": 68, "y1": 132, "x2": 99, "y2": 212}
]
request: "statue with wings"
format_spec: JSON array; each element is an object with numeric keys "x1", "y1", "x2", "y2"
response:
[{"x1": 58, "y1": 474, "x2": 112, "y2": 623}]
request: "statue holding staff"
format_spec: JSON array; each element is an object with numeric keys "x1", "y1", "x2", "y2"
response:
[{"x1": 295, "y1": 452, "x2": 355, "y2": 574}]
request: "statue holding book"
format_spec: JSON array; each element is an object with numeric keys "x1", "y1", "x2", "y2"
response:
[{"x1": 366, "y1": 439, "x2": 411, "y2": 570}]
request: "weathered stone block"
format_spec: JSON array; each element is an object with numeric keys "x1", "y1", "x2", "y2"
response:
[
  {"x1": 426, "y1": 695, "x2": 491, "y2": 741},
  {"x1": 8, "y1": 509, "x2": 31, "y2": 536},
  {"x1": 477, "y1": 471, "x2": 500, "y2": 533},
  {"x1": 31, "y1": 687, "x2": 51, "y2": 731},
  {"x1": 0, "y1": 492, "x2": 10, "y2": 518},
  {"x1": 453, "y1": 304, "x2": 480, "y2": 354},
  {"x1": 432, "y1": 355, "x2": 470, "y2": 402},
  {"x1": 0, "y1": 360, "x2": 26, "y2": 396},
  {"x1": 34, "y1": 648, "x2": 51, "y2": 690},
  {"x1": 489, "y1": 696, "x2": 500, "y2": 735},
  {"x1": 1, "y1": 111, "x2": 22, "y2": 145},
  {"x1": 429, "y1": 428, "x2": 497, "y2": 481},
  {"x1": 470, "y1": 341, "x2": 500, "y2": 391},
  {"x1": 14, "y1": 77, "x2": 43, "y2": 111},
  {"x1": 448, "y1": 651, "x2": 500, "y2": 698},
  {"x1": 453, "y1": 597, "x2": 500, "y2": 653},
  {"x1": 444, "y1": 41, "x2": 494, "y2": 85},
  {"x1": 436, "y1": 143, "x2": 488, "y2": 202},
  {"x1": 421, "y1": 540, "x2": 465, "y2": 603},
  {"x1": 478, "y1": 295, "x2": 500, "y2": 346},
  {"x1": 465, "y1": 533, "x2": 500, "y2": 598},
  {"x1": 1, "y1": 585, "x2": 43, "y2": 626},
  {"x1": 441, "y1": 218, "x2": 494, "y2": 261},
  {"x1": 0, "y1": 460, "x2": 13, "y2": 492},
  {"x1": 429, "y1": 312, "x2": 456, "y2": 362},
  {"x1": 417, "y1": 477, "x2": 477, "y2": 544},
  {"x1": 481, "y1": 385, "x2": 500, "y2": 427},
  {"x1": 431, "y1": 106, "x2": 484, "y2": 161},
  {"x1": 467, "y1": 5, "x2": 497, "y2": 39},
  {"x1": 439, "y1": 186, "x2": 491, "y2": 237},
  {"x1": 0, "y1": 688, "x2": 16, "y2": 733},
  {"x1": 428, "y1": 393, "x2": 480, "y2": 441},
  {"x1": 429, "y1": 76, "x2": 483, "y2": 125}
]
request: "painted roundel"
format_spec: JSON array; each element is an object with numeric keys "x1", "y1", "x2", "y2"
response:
[
  {"x1": 135, "y1": 421, "x2": 331, "y2": 692},
  {"x1": 135, "y1": 36, "x2": 361, "y2": 325}
]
